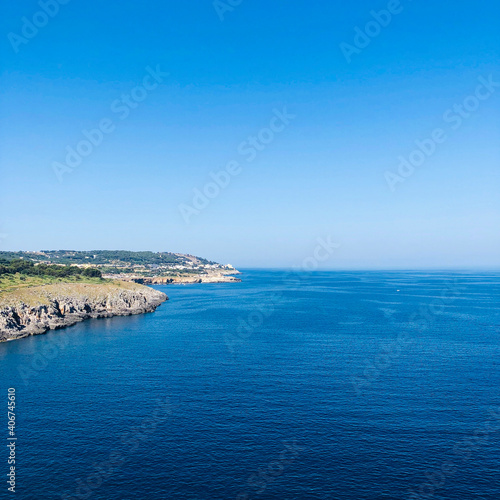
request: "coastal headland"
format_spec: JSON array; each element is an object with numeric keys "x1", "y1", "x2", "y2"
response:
[
  {"x1": 0, "y1": 281, "x2": 167, "y2": 342},
  {"x1": 0, "y1": 250, "x2": 240, "y2": 342},
  {"x1": 124, "y1": 270, "x2": 241, "y2": 285},
  {"x1": 0, "y1": 250, "x2": 241, "y2": 284}
]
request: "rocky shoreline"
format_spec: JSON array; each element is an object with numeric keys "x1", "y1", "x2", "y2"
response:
[
  {"x1": 131, "y1": 273, "x2": 242, "y2": 285},
  {"x1": 102, "y1": 269, "x2": 242, "y2": 285},
  {"x1": 0, "y1": 282, "x2": 167, "y2": 343}
]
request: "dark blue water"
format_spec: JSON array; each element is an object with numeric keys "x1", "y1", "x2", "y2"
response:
[{"x1": 1, "y1": 270, "x2": 500, "y2": 500}]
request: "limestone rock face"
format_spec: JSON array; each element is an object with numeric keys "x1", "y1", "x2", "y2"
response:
[
  {"x1": 0, "y1": 282, "x2": 168, "y2": 342},
  {"x1": 133, "y1": 273, "x2": 242, "y2": 285}
]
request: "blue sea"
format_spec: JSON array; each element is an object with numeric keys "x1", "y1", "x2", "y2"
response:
[{"x1": 1, "y1": 270, "x2": 500, "y2": 499}]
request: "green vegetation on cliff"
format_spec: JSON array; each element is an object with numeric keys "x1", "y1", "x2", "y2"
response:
[
  {"x1": 0, "y1": 260, "x2": 105, "y2": 294},
  {"x1": 0, "y1": 259, "x2": 102, "y2": 278}
]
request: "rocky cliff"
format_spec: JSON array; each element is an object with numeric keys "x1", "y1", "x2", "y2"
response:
[
  {"x1": 0, "y1": 281, "x2": 167, "y2": 342},
  {"x1": 132, "y1": 272, "x2": 242, "y2": 285}
]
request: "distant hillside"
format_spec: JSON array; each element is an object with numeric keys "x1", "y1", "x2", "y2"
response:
[
  {"x1": 0, "y1": 251, "x2": 236, "y2": 280},
  {"x1": 0, "y1": 250, "x2": 216, "y2": 267}
]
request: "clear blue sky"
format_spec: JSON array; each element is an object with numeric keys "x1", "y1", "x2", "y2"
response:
[{"x1": 1, "y1": 0, "x2": 499, "y2": 269}]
